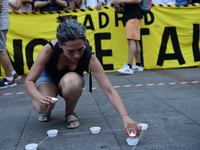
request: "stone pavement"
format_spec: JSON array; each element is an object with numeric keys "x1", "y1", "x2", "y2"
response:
[{"x1": 0, "y1": 67, "x2": 200, "y2": 150}]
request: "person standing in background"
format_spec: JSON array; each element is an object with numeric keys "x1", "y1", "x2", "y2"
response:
[
  {"x1": 9, "y1": 0, "x2": 33, "y2": 12},
  {"x1": 65, "y1": 0, "x2": 106, "y2": 10},
  {"x1": 34, "y1": 0, "x2": 68, "y2": 12},
  {"x1": 0, "y1": 0, "x2": 21, "y2": 89},
  {"x1": 21, "y1": 0, "x2": 33, "y2": 12},
  {"x1": 113, "y1": 0, "x2": 144, "y2": 75},
  {"x1": 65, "y1": 0, "x2": 79, "y2": 9},
  {"x1": 8, "y1": 0, "x2": 22, "y2": 12},
  {"x1": 77, "y1": 0, "x2": 105, "y2": 10}
]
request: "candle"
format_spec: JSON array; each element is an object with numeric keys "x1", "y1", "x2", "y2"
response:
[
  {"x1": 129, "y1": 131, "x2": 136, "y2": 137},
  {"x1": 51, "y1": 97, "x2": 58, "y2": 103}
]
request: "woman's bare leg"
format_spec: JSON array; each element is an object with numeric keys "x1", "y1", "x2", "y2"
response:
[
  {"x1": 58, "y1": 72, "x2": 83, "y2": 127},
  {"x1": 33, "y1": 82, "x2": 59, "y2": 121}
]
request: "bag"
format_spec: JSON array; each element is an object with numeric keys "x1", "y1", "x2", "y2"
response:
[
  {"x1": 84, "y1": 39, "x2": 93, "y2": 93},
  {"x1": 140, "y1": 0, "x2": 152, "y2": 12}
]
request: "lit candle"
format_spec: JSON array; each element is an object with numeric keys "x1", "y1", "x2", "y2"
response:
[{"x1": 129, "y1": 131, "x2": 136, "y2": 137}]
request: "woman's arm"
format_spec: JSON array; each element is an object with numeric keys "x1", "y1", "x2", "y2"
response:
[
  {"x1": 22, "y1": 0, "x2": 33, "y2": 3},
  {"x1": 112, "y1": 0, "x2": 141, "y2": 4},
  {"x1": 75, "y1": 0, "x2": 82, "y2": 5},
  {"x1": 34, "y1": 0, "x2": 50, "y2": 9},
  {"x1": 54, "y1": 0, "x2": 68, "y2": 8},
  {"x1": 89, "y1": 55, "x2": 141, "y2": 136},
  {"x1": 24, "y1": 40, "x2": 55, "y2": 103},
  {"x1": 9, "y1": 0, "x2": 22, "y2": 10},
  {"x1": 89, "y1": 55, "x2": 128, "y2": 116}
]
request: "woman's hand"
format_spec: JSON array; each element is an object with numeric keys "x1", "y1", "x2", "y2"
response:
[
  {"x1": 39, "y1": 96, "x2": 53, "y2": 108},
  {"x1": 122, "y1": 116, "x2": 141, "y2": 136}
]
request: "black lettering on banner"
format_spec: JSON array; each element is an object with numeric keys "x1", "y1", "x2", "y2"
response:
[
  {"x1": 157, "y1": 27, "x2": 185, "y2": 66},
  {"x1": 94, "y1": 33, "x2": 113, "y2": 70},
  {"x1": 115, "y1": 12, "x2": 125, "y2": 27},
  {"x1": 83, "y1": 14, "x2": 95, "y2": 30},
  {"x1": 140, "y1": 28, "x2": 150, "y2": 67},
  {"x1": 143, "y1": 12, "x2": 154, "y2": 25},
  {"x1": 26, "y1": 39, "x2": 48, "y2": 69},
  {"x1": 99, "y1": 12, "x2": 109, "y2": 29},
  {"x1": 192, "y1": 24, "x2": 200, "y2": 61},
  {"x1": 11, "y1": 40, "x2": 24, "y2": 75}
]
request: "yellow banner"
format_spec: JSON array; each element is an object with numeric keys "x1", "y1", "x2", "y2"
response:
[
  {"x1": 142, "y1": 4, "x2": 200, "y2": 69},
  {"x1": 1, "y1": 4, "x2": 200, "y2": 78}
]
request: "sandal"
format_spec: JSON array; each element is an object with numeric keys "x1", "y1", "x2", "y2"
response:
[
  {"x1": 65, "y1": 112, "x2": 80, "y2": 129},
  {"x1": 38, "y1": 114, "x2": 51, "y2": 122}
]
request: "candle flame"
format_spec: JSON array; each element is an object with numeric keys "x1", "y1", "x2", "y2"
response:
[{"x1": 129, "y1": 131, "x2": 136, "y2": 137}]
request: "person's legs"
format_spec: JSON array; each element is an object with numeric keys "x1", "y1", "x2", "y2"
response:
[
  {"x1": 33, "y1": 82, "x2": 58, "y2": 115},
  {"x1": 33, "y1": 70, "x2": 59, "y2": 121},
  {"x1": 117, "y1": 19, "x2": 139, "y2": 74},
  {"x1": 33, "y1": 82, "x2": 58, "y2": 121},
  {"x1": 0, "y1": 30, "x2": 20, "y2": 89},
  {"x1": 58, "y1": 72, "x2": 83, "y2": 128},
  {"x1": 128, "y1": 19, "x2": 144, "y2": 71},
  {"x1": 0, "y1": 50, "x2": 14, "y2": 77},
  {"x1": 0, "y1": 50, "x2": 20, "y2": 81},
  {"x1": 128, "y1": 39, "x2": 137, "y2": 65},
  {"x1": 0, "y1": 30, "x2": 14, "y2": 77},
  {"x1": 135, "y1": 41, "x2": 141, "y2": 64},
  {"x1": 132, "y1": 40, "x2": 143, "y2": 71}
]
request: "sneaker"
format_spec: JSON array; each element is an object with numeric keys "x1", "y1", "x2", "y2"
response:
[
  {"x1": 0, "y1": 78, "x2": 17, "y2": 89},
  {"x1": 117, "y1": 64, "x2": 134, "y2": 75},
  {"x1": 13, "y1": 73, "x2": 21, "y2": 81},
  {"x1": 132, "y1": 65, "x2": 144, "y2": 71}
]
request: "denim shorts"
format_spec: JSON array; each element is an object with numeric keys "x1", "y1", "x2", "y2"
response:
[{"x1": 36, "y1": 70, "x2": 85, "y2": 88}]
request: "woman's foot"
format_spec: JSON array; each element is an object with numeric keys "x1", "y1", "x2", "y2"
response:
[
  {"x1": 65, "y1": 112, "x2": 80, "y2": 129},
  {"x1": 38, "y1": 114, "x2": 51, "y2": 122}
]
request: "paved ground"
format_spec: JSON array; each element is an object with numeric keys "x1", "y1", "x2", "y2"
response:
[{"x1": 0, "y1": 67, "x2": 200, "y2": 150}]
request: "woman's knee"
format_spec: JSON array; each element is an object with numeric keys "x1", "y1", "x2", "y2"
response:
[{"x1": 59, "y1": 72, "x2": 83, "y2": 89}]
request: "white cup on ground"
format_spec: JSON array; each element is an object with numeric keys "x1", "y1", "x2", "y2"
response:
[
  {"x1": 126, "y1": 137, "x2": 139, "y2": 146},
  {"x1": 25, "y1": 143, "x2": 38, "y2": 150},
  {"x1": 90, "y1": 126, "x2": 101, "y2": 134},
  {"x1": 47, "y1": 129, "x2": 58, "y2": 137},
  {"x1": 138, "y1": 123, "x2": 148, "y2": 130}
]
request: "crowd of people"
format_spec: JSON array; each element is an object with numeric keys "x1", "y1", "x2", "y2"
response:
[
  {"x1": 6, "y1": 0, "x2": 200, "y2": 13},
  {"x1": 6, "y1": 0, "x2": 112, "y2": 12}
]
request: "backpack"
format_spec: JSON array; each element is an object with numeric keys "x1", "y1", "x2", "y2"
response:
[{"x1": 140, "y1": 0, "x2": 152, "y2": 13}]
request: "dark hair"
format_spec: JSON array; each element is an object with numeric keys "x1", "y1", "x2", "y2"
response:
[{"x1": 56, "y1": 15, "x2": 86, "y2": 45}]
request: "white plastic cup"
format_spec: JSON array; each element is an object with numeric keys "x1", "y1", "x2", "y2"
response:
[
  {"x1": 25, "y1": 143, "x2": 38, "y2": 150},
  {"x1": 47, "y1": 129, "x2": 58, "y2": 137},
  {"x1": 138, "y1": 123, "x2": 148, "y2": 130},
  {"x1": 90, "y1": 126, "x2": 101, "y2": 134},
  {"x1": 126, "y1": 137, "x2": 139, "y2": 146}
]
